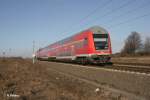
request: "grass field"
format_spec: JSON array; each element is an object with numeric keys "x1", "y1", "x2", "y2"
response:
[
  {"x1": 0, "y1": 58, "x2": 116, "y2": 100},
  {"x1": 112, "y1": 56, "x2": 150, "y2": 66}
]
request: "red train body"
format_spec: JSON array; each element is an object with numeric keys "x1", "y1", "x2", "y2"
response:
[{"x1": 35, "y1": 26, "x2": 112, "y2": 64}]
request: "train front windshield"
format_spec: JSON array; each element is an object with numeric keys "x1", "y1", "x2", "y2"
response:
[{"x1": 93, "y1": 34, "x2": 108, "y2": 50}]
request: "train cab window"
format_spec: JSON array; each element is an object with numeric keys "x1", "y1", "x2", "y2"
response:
[
  {"x1": 93, "y1": 34, "x2": 108, "y2": 50},
  {"x1": 93, "y1": 34, "x2": 108, "y2": 38}
]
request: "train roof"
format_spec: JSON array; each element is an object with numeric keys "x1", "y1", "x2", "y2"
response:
[
  {"x1": 88, "y1": 26, "x2": 108, "y2": 34},
  {"x1": 41, "y1": 26, "x2": 108, "y2": 50}
]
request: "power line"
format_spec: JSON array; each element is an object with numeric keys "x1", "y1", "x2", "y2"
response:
[
  {"x1": 77, "y1": 0, "x2": 113, "y2": 24},
  {"x1": 60, "y1": 0, "x2": 113, "y2": 34},
  {"x1": 98, "y1": 0, "x2": 136, "y2": 18},
  {"x1": 59, "y1": 0, "x2": 149, "y2": 37},
  {"x1": 104, "y1": 1, "x2": 150, "y2": 25},
  {"x1": 80, "y1": 0, "x2": 137, "y2": 27},
  {"x1": 108, "y1": 12, "x2": 150, "y2": 29}
]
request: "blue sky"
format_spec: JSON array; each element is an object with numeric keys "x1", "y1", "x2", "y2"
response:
[{"x1": 0, "y1": 0, "x2": 150, "y2": 57}]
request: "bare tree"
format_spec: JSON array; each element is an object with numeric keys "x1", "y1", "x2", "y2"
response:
[
  {"x1": 144, "y1": 37, "x2": 150, "y2": 54},
  {"x1": 121, "y1": 32, "x2": 142, "y2": 55}
]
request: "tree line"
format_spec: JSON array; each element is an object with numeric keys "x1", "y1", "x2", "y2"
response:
[{"x1": 121, "y1": 32, "x2": 150, "y2": 56}]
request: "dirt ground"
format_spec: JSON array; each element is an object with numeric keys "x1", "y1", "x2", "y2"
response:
[
  {"x1": 0, "y1": 58, "x2": 120, "y2": 100},
  {"x1": 39, "y1": 60, "x2": 150, "y2": 100}
]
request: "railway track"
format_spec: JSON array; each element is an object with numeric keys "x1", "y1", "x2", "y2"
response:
[
  {"x1": 45, "y1": 62, "x2": 148, "y2": 100},
  {"x1": 47, "y1": 60, "x2": 150, "y2": 74},
  {"x1": 39, "y1": 61, "x2": 150, "y2": 99},
  {"x1": 66, "y1": 62, "x2": 150, "y2": 74},
  {"x1": 104, "y1": 64, "x2": 150, "y2": 74}
]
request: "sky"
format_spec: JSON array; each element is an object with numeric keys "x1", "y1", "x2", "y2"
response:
[{"x1": 0, "y1": 0, "x2": 150, "y2": 57}]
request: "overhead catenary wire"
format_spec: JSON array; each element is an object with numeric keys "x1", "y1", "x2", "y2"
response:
[
  {"x1": 76, "y1": 0, "x2": 113, "y2": 24},
  {"x1": 62, "y1": 0, "x2": 137, "y2": 35},
  {"x1": 103, "y1": 0, "x2": 150, "y2": 25},
  {"x1": 80, "y1": 0, "x2": 137, "y2": 28},
  {"x1": 59, "y1": 0, "x2": 149, "y2": 37},
  {"x1": 108, "y1": 12, "x2": 150, "y2": 29},
  {"x1": 60, "y1": 0, "x2": 113, "y2": 34}
]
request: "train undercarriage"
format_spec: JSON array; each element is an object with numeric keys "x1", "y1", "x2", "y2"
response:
[{"x1": 37, "y1": 54, "x2": 112, "y2": 65}]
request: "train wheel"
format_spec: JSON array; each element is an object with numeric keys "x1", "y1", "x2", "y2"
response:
[
  {"x1": 81, "y1": 58, "x2": 88, "y2": 65},
  {"x1": 106, "y1": 62, "x2": 113, "y2": 65}
]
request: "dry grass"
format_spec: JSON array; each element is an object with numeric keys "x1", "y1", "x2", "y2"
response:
[
  {"x1": 0, "y1": 58, "x2": 115, "y2": 100},
  {"x1": 112, "y1": 56, "x2": 150, "y2": 65}
]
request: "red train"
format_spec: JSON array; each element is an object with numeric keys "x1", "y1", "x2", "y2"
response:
[{"x1": 35, "y1": 26, "x2": 112, "y2": 64}]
